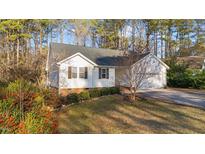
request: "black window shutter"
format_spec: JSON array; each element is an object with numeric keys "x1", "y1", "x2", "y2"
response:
[
  {"x1": 85, "y1": 67, "x2": 88, "y2": 79},
  {"x1": 106, "y1": 68, "x2": 109, "y2": 79},
  {"x1": 99, "y1": 68, "x2": 101, "y2": 79},
  {"x1": 68, "y1": 66, "x2": 71, "y2": 79}
]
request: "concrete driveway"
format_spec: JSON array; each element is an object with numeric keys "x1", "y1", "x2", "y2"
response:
[{"x1": 137, "y1": 88, "x2": 205, "y2": 109}]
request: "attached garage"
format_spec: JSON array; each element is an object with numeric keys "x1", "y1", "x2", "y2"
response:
[{"x1": 116, "y1": 53, "x2": 169, "y2": 89}]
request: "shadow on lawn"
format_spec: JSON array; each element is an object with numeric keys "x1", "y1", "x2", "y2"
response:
[
  {"x1": 132, "y1": 101, "x2": 205, "y2": 133},
  {"x1": 58, "y1": 96, "x2": 205, "y2": 134}
]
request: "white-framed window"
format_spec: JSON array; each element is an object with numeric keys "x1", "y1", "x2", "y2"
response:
[
  {"x1": 68, "y1": 66, "x2": 77, "y2": 79},
  {"x1": 99, "y1": 68, "x2": 109, "y2": 79},
  {"x1": 79, "y1": 67, "x2": 88, "y2": 79},
  {"x1": 71, "y1": 67, "x2": 77, "y2": 78}
]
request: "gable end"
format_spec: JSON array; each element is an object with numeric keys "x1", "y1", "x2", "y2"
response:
[{"x1": 57, "y1": 52, "x2": 98, "y2": 66}]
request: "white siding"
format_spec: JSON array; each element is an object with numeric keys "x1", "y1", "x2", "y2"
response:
[
  {"x1": 137, "y1": 55, "x2": 167, "y2": 89},
  {"x1": 59, "y1": 55, "x2": 94, "y2": 88},
  {"x1": 57, "y1": 53, "x2": 167, "y2": 89},
  {"x1": 92, "y1": 67, "x2": 115, "y2": 88},
  {"x1": 116, "y1": 54, "x2": 167, "y2": 89},
  {"x1": 59, "y1": 54, "x2": 115, "y2": 89}
]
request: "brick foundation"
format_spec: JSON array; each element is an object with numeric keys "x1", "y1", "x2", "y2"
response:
[
  {"x1": 59, "y1": 88, "x2": 89, "y2": 96},
  {"x1": 59, "y1": 87, "x2": 121, "y2": 96},
  {"x1": 119, "y1": 86, "x2": 130, "y2": 93}
]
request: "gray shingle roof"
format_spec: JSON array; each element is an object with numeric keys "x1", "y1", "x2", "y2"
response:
[
  {"x1": 177, "y1": 56, "x2": 205, "y2": 69},
  {"x1": 48, "y1": 43, "x2": 150, "y2": 71}
]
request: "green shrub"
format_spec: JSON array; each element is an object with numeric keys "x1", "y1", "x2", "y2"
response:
[
  {"x1": 41, "y1": 88, "x2": 52, "y2": 100},
  {"x1": 0, "y1": 80, "x2": 58, "y2": 134},
  {"x1": 168, "y1": 71, "x2": 191, "y2": 88},
  {"x1": 5, "y1": 80, "x2": 42, "y2": 112},
  {"x1": 167, "y1": 62, "x2": 205, "y2": 89},
  {"x1": 6, "y1": 79, "x2": 39, "y2": 94},
  {"x1": 100, "y1": 88, "x2": 111, "y2": 96},
  {"x1": 0, "y1": 98, "x2": 57, "y2": 134},
  {"x1": 34, "y1": 96, "x2": 45, "y2": 108},
  {"x1": 110, "y1": 87, "x2": 120, "y2": 94},
  {"x1": 0, "y1": 88, "x2": 7, "y2": 99},
  {"x1": 88, "y1": 87, "x2": 121, "y2": 98},
  {"x1": 79, "y1": 91, "x2": 90, "y2": 101},
  {"x1": 22, "y1": 110, "x2": 56, "y2": 134},
  {"x1": 0, "y1": 81, "x2": 7, "y2": 88},
  {"x1": 100, "y1": 87, "x2": 120, "y2": 95},
  {"x1": 59, "y1": 96, "x2": 67, "y2": 105},
  {"x1": 44, "y1": 89, "x2": 62, "y2": 109},
  {"x1": 89, "y1": 88, "x2": 101, "y2": 98},
  {"x1": 189, "y1": 70, "x2": 205, "y2": 89},
  {"x1": 67, "y1": 93, "x2": 80, "y2": 104}
]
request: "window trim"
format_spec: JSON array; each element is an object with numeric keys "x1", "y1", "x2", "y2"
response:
[
  {"x1": 79, "y1": 67, "x2": 88, "y2": 79},
  {"x1": 68, "y1": 66, "x2": 88, "y2": 79},
  {"x1": 99, "y1": 68, "x2": 109, "y2": 79},
  {"x1": 68, "y1": 66, "x2": 72, "y2": 79},
  {"x1": 71, "y1": 67, "x2": 77, "y2": 79}
]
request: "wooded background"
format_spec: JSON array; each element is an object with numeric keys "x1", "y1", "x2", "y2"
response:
[{"x1": 0, "y1": 19, "x2": 205, "y2": 84}]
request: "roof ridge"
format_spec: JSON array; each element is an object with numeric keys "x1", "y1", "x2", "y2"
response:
[{"x1": 50, "y1": 42, "x2": 125, "y2": 52}]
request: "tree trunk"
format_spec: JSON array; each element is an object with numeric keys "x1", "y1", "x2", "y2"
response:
[
  {"x1": 168, "y1": 27, "x2": 172, "y2": 57},
  {"x1": 161, "y1": 32, "x2": 164, "y2": 58},
  {"x1": 91, "y1": 32, "x2": 96, "y2": 48},
  {"x1": 6, "y1": 48, "x2": 10, "y2": 65},
  {"x1": 60, "y1": 27, "x2": 64, "y2": 43},
  {"x1": 154, "y1": 31, "x2": 158, "y2": 56},
  {"x1": 26, "y1": 38, "x2": 29, "y2": 53},
  {"x1": 50, "y1": 29, "x2": 53, "y2": 44},
  {"x1": 6, "y1": 38, "x2": 10, "y2": 65},
  {"x1": 40, "y1": 29, "x2": 43, "y2": 54},
  {"x1": 16, "y1": 38, "x2": 20, "y2": 66},
  {"x1": 146, "y1": 31, "x2": 150, "y2": 52},
  {"x1": 165, "y1": 31, "x2": 168, "y2": 58},
  {"x1": 83, "y1": 36, "x2": 86, "y2": 47},
  {"x1": 34, "y1": 33, "x2": 38, "y2": 54},
  {"x1": 131, "y1": 20, "x2": 136, "y2": 52}
]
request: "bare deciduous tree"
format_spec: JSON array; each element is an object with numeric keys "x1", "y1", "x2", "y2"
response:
[
  {"x1": 117, "y1": 55, "x2": 150, "y2": 100},
  {"x1": 116, "y1": 43, "x2": 156, "y2": 102}
]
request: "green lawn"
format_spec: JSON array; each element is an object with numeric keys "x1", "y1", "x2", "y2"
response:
[{"x1": 57, "y1": 95, "x2": 205, "y2": 134}]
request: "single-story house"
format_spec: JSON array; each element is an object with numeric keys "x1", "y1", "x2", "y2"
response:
[
  {"x1": 176, "y1": 56, "x2": 205, "y2": 70},
  {"x1": 46, "y1": 43, "x2": 169, "y2": 95}
]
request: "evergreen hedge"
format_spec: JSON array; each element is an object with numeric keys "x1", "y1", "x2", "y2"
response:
[
  {"x1": 167, "y1": 63, "x2": 205, "y2": 89},
  {"x1": 66, "y1": 87, "x2": 120, "y2": 104}
]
